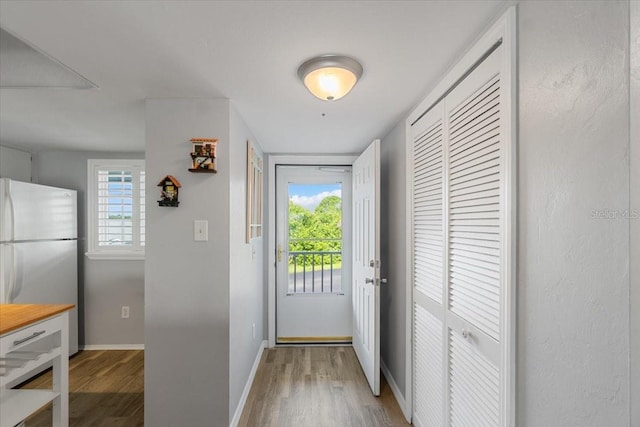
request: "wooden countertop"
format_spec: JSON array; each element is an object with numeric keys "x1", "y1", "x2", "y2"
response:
[{"x1": 0, "y1": 304, "x2": 75, "y2": 335}]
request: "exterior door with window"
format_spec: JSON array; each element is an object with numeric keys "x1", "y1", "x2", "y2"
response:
[{"x1": 276, "y1": 166, "x2": 352, "y2": 343}]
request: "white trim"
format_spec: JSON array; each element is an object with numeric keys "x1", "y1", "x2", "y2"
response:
[
  {"x1": 502, "y1": 8, "x2": 518, "y2": 426},
  {"x1": 85, "y1": 252, "x2": 145, "y2": 261},
  {"x1": 267, "y1": 155, "x2": 358, "y2": 347},
  {"x1": 404, "y1": 109, "x2": 414, "y2": 424},
  {"x1": 406, "y1": 3, "x2": 517, "y2": 126},
  {"x1": 405, "y1": 7, "x2": 517, "y2": 426},
  {"x1": 381, "y1": 359, "x2": 411, "y2": 422},
  {"x1": 230, "y1": 340, "x2": 267, "y2": 427},
  {"x1": 81, "y1": 344, "x2": 144, "y2": 351}
]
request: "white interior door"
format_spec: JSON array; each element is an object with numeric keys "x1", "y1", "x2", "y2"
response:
[
  {"x1": 411, "y1": 38, "x2": 514, "y2": 426},
  {"x1": 352, "y1": 139, "x2": 381, "y2": 396},
  {"x1": 276, "y1": 166, "x2": 352, "y2": 343}
]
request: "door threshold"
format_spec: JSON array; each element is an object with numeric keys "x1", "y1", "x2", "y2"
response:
[{"x1": 277, "y1": 336, "x2": 352, "y2": 346}]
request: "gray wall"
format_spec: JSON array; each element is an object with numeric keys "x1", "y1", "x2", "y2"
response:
[
  {"x1": 380, "y1": 120, "x2": 407, "y2": 401},
  {"x1": 0, "y1": 145, "x2": 32, "y2": 182},
  {"x1": 35, "y1": 150, "x2": 144, "y2": 347},
  {"x1": 228, "y1": 104, "x2": 265, "y2": 419},
  {"x1": 145, "y1": 98, "x2": 264, "y2": 426},
  {"x1": 517, "y1": 1, "x2": 630, "y2": 425},
  {"x1": 630, "y1": 1, "x2": 639, "y2": 424}
]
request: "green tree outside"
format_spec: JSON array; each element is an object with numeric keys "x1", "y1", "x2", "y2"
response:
[{"x1": 288, "y1": 195, "x2": 342, "y2": 268}]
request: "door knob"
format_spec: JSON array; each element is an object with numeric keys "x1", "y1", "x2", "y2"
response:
[{"x1": 365, "y1": 278, "x2": 375, "y2": 284}]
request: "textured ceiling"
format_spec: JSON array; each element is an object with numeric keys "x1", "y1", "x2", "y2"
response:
[{"x1": 0, "y1": 1, "x2": 506, "y2": 154}]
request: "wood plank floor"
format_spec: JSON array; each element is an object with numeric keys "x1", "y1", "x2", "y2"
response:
[
  {"x1": 19, "y1": 347, "x2": 409, "y2": 426},
  {"x1": 238, "y1": 346, "x2": 411, "y2": 427},
  {"x1": 20, "y1": 350, "x2": 144, "y2": 426}
]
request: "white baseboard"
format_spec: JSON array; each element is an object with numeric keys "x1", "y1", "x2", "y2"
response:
[
  {"x1": 230, "y1": 340, "x2": 267, "y2": 427},
  {"x1": 381, "y1": 359, "x2": 411, "y2": 422},
  {"x1": 81, "y1": 344, "x2": 145, "y2": 351}
]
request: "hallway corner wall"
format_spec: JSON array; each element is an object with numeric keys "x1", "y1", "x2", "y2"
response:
[
  {"x1": 228, "y1": 103, "x2": 266, "y2": 420},
  {"x1": 380, "y1": 120, "x2": 408, "y2": 409},
  {"x1": 145, "y1": 98, "x2": 231, "y2": 427}
]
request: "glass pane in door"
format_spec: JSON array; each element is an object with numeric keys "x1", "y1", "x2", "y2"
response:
[{"x1": 287, "y1": 183, "x2": 343, "y2": 294}]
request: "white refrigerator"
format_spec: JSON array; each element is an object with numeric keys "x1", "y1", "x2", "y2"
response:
[{"x1": 0, "y1": 178, "x2": 79, "y2": 355}]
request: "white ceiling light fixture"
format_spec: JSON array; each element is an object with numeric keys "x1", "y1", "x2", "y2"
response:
[{"x1": 297, "y1": 55, "x2": 363, "y2": 101}]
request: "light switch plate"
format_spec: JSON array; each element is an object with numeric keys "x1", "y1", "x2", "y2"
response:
[{"x1": 194, "y1": 220, "x2": 208, "y2": 241}]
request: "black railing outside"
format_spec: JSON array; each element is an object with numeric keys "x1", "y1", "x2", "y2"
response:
[{"x1": 288, "y1": 250, "x2": 342, "y2": 294}]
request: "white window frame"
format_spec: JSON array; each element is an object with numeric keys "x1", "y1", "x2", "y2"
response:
[{"x1": 86, "y1": 159, "x2": 145, "y2": 260}]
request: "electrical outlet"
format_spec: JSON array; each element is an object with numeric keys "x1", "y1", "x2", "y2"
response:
[
  {"x1": 252, "y1": 323, "x2": 256, "y2": 340},
  {"x1": 121, "y1": 306, "x2": 130, "y2": 319}
]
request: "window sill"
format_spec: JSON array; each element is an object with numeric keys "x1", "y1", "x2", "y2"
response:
[{"x1": 85, "y1": 252, "x2": 145, "y2": 261}]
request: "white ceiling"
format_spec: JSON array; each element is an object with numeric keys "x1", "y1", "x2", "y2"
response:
[{"x1": 0, "y1": 1, "x2": 506, "y2": 155}]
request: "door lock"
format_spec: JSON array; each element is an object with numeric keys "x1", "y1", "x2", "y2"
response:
[{"x1": 277, "y1": 244, "x2": 283, "y2": 262}]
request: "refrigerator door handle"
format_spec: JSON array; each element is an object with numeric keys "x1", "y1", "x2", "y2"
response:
[
  {"x1": 7, "y1": 243, "x2": 16, "y2": 303},
  {"x1": 6, "y1": 180, "x2": 15, "y2": 241},
  {"x1": 1, "y1": 243, "x2": 16, "y2": 303}
]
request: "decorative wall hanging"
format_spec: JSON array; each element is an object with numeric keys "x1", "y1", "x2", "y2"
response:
[
  {"x1": 246, "y1": 140, "x2": 263, "y2": 242},
  {"x1": 189, "y1": 138, "x2": 218, "y2": 173},
  {"x1": 157, "y1": 175, "x2": 181, "y2": 207}
]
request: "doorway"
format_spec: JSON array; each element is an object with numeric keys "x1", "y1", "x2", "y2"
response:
[
  {"x1": 267, "y1": 143, "x2": 382, "y2": 396},
  {"x1": 275, "y1": 165, "x2": 352, "y2": 343}
]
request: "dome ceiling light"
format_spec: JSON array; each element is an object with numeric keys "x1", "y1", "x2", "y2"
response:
[{"x1": 297, "y1": 55, "x2": 363, "y2": 101}]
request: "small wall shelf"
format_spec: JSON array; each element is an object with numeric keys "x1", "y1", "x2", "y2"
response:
[
  {"x1": 188, "y1": 167, "x2": 217, "y2": 173},
  {"x1": 189, "y1": 138, "x2": 218, "y2": 173}
]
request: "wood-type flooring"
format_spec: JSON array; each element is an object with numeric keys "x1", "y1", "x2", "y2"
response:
[
  {"x1": 238, "y1": 346, "x2": 410, "y2": 427},
  {"x1": 20, "y1": 350, "x2": 144, "y2": 426},
  {"x1": 19, "y1": 347, "x2": 409, "y2": 426}
]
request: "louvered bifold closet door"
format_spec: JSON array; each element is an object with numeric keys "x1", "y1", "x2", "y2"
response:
[
  {"x1": 412, "y1": 40, "x2": 510, "y2": 427},
  {"x1": 412, "y1": 102, "x2": 445, "y2": 427},
  {"x1": 445, "y1": 44, "x2": 504, "y2": 426}
]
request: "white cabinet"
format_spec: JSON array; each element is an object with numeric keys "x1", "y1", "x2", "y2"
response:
[{"x1": 0, "y1": 306, "x2": 71, "y2": 427}]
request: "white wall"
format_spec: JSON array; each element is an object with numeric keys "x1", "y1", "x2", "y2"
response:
[
  {"x1": 517, "y1": 1, "x2": 630, "y2": 425},
  {"x1": 380, "y1": 120, "x2": 407, "y2": 402},
  {"x1": 228, "y1": 104, "x2": 265, "y2": 419},
  {"x1": 630, "y1": 1, "x2": 639, "y2": 424},
  {"x1": 36, "y1": 150, "x2": 144, "y2": 347},
  {"x1": 145, "y1": 98, "x2": 231, "y2": 426}
]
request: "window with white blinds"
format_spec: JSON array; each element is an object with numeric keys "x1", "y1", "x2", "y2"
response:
[{"x1": 87, "y1": 159, "x2": 145, "y2": 260}]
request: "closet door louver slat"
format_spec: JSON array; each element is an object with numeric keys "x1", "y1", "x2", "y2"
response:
[
  {"x1": 449, "y1": 331, "x2": 500, "y2": 427},
  {"x1": 448, "y1": 74, "x2": 501, "y2": 341},
  {"x1": 413, "y1": 304, "x2": 444, "y2": 426},
  {"x1": 413, "y1": 115, "x2": 444, "y2": 303}
]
